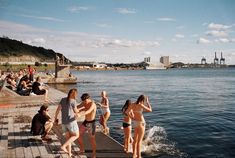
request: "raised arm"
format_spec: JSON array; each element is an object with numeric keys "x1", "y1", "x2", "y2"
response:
[{"x1": 142, "y1": 96, "x2": 152, "y2": 112}]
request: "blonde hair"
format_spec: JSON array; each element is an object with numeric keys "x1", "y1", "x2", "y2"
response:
[{"x1": 101, "y1": 91, "x2": 107, "y2": 97}]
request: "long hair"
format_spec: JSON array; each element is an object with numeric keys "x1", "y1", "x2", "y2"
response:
[
  {"x1": 67, "y1": 88, "x2": 77, "y2": 103},
  {"x1": 122, "y1": 99, "x2": 131, "y2": 114},
  {"x1": 136, "y1": 95, "x2": 145, "y2": 104}
]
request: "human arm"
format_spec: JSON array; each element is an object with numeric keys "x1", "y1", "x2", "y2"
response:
[
  {"x1": 84, "y1": 102, "x2": 96, "y2": 115},
  {"x1": 54, "y1": 104, "x2": 61, "y2": 123},
  {"x1": 142, "y1": 96, "x2": 152, "y2": 112},
  {"x1": 125, "y1": 104, "x2": 134, "y2": 119},
  {"x1": 101, "y1": 97, "x2": 109, "y2": 108}
]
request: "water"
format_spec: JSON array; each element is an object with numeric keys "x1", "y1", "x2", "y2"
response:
[{"x1": 50, "y1": 68, "x2": 235, "y2": 158}]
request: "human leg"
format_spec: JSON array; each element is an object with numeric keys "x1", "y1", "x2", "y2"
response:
[
  {"x1": 77, "y1": 124, "x2": 86, "y2": 153},
  {"x1": 132, "y1": 127, "x2": 139, "y2": 158},
  {"x1": 123, "y1": 127, "x2": 129, "y2": 152},
  {"x1": 103, "y1": 112, "x2": 110, "y2": 134},
  {"x1": 136, "y1": 125, "x2": 145, "y2": 158},
  {"x1": 89, "y1": 134, "x2": 96, "y2": 158},
  {"x1": 44, "y1": 89, "x2": 49, "y2": 101},
  {"x1": 42, "y1": 121, "x2": 53, "y2": 140},
  {"x1": 61, "y1": 121, "x2": 79, "y2": 157}
]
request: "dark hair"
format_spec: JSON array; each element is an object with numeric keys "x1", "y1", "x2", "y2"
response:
[
  {"x1": 136, "y1": 95, "x2": 145, "y2": 104},
  {"x1": 81, "y1": 93, "x2": 90, "y2": 101},
  {"x1": 67, "y1": 88, "x2": 78, "y2": 103},
  {"x1": 122, "y1": 99, "x2": 131, "y2": 114},
  {"x1": 38, "y1": 105, "x2": 48, "y2": 113}
]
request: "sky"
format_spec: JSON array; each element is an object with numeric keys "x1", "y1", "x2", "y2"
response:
[{"x1": 0, "y1": 0, "x2": 235, "y2": 64}]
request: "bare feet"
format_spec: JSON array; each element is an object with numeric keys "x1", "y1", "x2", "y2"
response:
[
  {"x1": 60, "y1": 146, "x2": 68, "y2": 154},
  {"x1": 77, "y1": 150, "x2": 85, "y2": 155},
  {"x1": 92, "y1": 152, "x2": 96, "y2": 158}
]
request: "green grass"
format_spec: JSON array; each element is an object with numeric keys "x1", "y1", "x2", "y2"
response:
[{"x1": 0, "y1": 64, "x2": 55, "y2": 72}]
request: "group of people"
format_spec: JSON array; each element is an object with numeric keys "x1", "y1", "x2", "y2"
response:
[
  {"x1": 30, "y1": 88, "x2": 152, "y2": 158},
  {"x1": 0, "y1": 65, "x2": 49, "y2": 101},
  {"x1": 121, "y1": 95, "x2": 152, "y2": 158}
]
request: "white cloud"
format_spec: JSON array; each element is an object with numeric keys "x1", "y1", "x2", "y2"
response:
[
  {"x1": 116, "y1": 8, "x2": 136, "y2": 14},
  {"x1": 95, "y1": 23, "x2": 112, "y2": 28},
  {"x1": 68, "y1": 6, "x2": 89, "y2": 13},
  {"x1": 27, "y1": 38, "x2": 46, "y2": 44},
  {"x1": 175, "y1": 34, "x2": 185, "y2": 38},
  {"x1": 231, "y1": 38, "x2": 235, "y2": 42},
  {"x1": 0, "y1": 20, "x2": 161, "y2": 63},
  {"x1": 176, "y1": 26, "x2": 185, "y2": 29},
  {"x1": 157, "y1": 17, "x2": 175, "y2": 22},
  {"x1": 206, "y1": 30, "x2": 228, "y2": 37},
  {"x1": 19, "y1": 14, "x2": 64, "y2": 22},
  {"x1": 215, "y1": 38, "x2": 230, "y2": 43},
  {"x1": 208, "y1": 23, "x2": 232, "y2": 30},
  {"x1": 191, "y1": 34, "x2": 199, "y2": 37},
  {"x1": 197, "y1": 37, "x2": 211, "y2": 44},
  {"x1": 143, "y1": 51, "x2": 152, "y2": 55},
  {"x1": 0, "y1": 20, "x2": 50, "y2": 33}
]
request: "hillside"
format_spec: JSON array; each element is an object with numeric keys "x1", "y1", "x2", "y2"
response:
[{"x1": 0, "y1": 37, "x2": 69, "y2": 63}]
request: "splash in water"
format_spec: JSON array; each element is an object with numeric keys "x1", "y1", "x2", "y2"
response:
[{"x1": 142, "y1": 126, "x2": 187, "y2": 157}]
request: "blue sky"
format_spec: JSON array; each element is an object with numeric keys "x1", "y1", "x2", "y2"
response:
[{"x1": 0, "y1": 0, "x2": 235, "y2": 64}]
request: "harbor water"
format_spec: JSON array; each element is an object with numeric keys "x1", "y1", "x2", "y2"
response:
[{"x1": 50, "y1": 68, "x2": 235, "y2": 158}]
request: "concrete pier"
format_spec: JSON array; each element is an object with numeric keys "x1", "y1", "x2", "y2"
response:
[{"x1": 0, "y1": 86, "x2": 132, "y2": 158}]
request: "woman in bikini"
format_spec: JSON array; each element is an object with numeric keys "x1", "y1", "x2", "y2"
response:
[
  {"x1": 100, "y1": 91, "x2": 111, "y2": 134},
  {"x1": 121, "y1": 99, "x2": 133, "y2": 153},
  {"x1": 127, "y1": 95, "x2": 152, "y2": 158}
]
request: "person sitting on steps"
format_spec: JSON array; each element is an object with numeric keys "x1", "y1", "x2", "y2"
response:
[{"x1": 30, "y1": 105, "x2": 53, "y2": 141}]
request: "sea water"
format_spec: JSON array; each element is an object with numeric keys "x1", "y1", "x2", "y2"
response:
[{"x1": 51, "y1": 68, "x2": 235, "y2": 158}]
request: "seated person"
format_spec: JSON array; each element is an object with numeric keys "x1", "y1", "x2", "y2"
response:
[
  {"x1": 30, "y1": 105, "x2": 53, "y2": 141},
  {"x1": 32, "y1": 76, "x2": 49, "y2": 101},
  {"x1": 16, "y1": 76, "x2": 31, "y2": 96}
]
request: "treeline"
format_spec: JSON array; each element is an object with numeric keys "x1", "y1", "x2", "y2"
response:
[{"x1": 0, "y1": 36, "x2": 67, "y2": 62}]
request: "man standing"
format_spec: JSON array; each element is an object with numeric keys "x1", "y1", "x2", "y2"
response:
[
  {"x1": 28, "y1": 65, "x2": 34, "y2": 82},
  {"x1": 77, "y1": 93, "x2": 97, "y2": 158}
]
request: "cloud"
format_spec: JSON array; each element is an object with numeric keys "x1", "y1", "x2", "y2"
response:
[
  {"x1": 95, "y1": 23, "x2": 112, "y2": 28},
  {"x1": 206, "y1": 30, "x2": 228, "y2": 37},
  {"x1": 197, "y1": 37, "x2": 211, "y2": 44},
  {"x1": 175, "y1": 34, "x2": 185, "y2": 38},
  {"x1": 191, "y1": 34, "x2": 199, "y2": 37},
  {"x1": 92, "y1": 39, "x2": 160, "y2": 48},
  {"x1": 208, "y1": 23, "x2": 232, "y2": 30},
  {"x1": 215, "y1": 38, "x2": 230, "y2": 43},
  {"x1": 157, "y1": 17, "x2": 175, "y2": 22},
  {"x1": 68, "y1": 6, "x2": 89, "y2": 13},
  {"x1": 28, "y1": 38, "x2": 46, "y2": 44},
  {"x1": 143, "y1": 51, "x2": 152, "y2": 55},
  {"x1": 0, "y1": 20, "x2": 50, "y2": 33},
  {"x1": 116, "y1": 8, "x2": 136, "y2": 14},
  {"x1": 176, "y1": 26, "x2": 185, "y2": 29},
  {"x1": 19, "y1": 14, "x2": 64, "y2": 22},
  {"x1": 0, "y1": 20, "x2": 161, "y2": 63}
]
